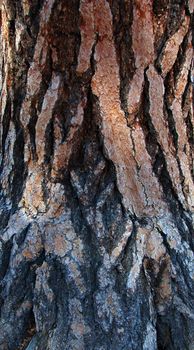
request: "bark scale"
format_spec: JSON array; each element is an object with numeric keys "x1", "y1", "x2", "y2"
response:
[{"x1": 0, "y1": 0, "x2": 193, "y2": 349}]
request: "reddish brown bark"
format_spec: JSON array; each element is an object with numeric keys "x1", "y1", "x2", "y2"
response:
[{"x1": 0, "y1": 1, "x2": 193, "y2": 349}]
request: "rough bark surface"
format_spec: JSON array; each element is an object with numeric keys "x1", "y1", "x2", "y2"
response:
[{"x1": 0, "y1": 1, "x2": 193, "y2": 349}]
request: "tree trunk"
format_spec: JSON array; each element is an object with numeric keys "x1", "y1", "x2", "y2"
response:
[{"x1": 0, "y1": 0, "x2": 193, "y2": 349}]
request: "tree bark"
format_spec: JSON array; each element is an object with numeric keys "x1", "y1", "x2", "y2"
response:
[{"x1": 0, "y1": 1, "x2": 194, "y2": 349}]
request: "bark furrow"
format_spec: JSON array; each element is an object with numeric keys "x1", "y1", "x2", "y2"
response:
[{"x1": 0, "y1": 1, "x2": 193, "y2": 349}]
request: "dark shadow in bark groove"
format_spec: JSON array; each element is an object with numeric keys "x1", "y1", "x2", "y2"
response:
[
  {"x1": 11, "y1": 125, "x2": 27, "y2": 209},
  {"x1": 109, "y1": 0, "x2": 135, "y2": 118},
  {"x1": 0, "y1": 237, "x2": 13, "y2": 284},
  {"x1": 140, "y1": 70, "x2": 190, "y2": 222},
  {"x1": 17, "y1": 309, "x2": 36, "y2": 350},
  {"x1": 1, "y1": 95, "x2": 11, "y2": 163}
]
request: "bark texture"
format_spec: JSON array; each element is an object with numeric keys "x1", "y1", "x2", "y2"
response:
[{"x1": 0, "y1": 0, "x2": 194, "y2": 349}]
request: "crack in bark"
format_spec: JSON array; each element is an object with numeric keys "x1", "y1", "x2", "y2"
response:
[{"x1": 0, "y1": 1, "x2": 193, "y2": 349}]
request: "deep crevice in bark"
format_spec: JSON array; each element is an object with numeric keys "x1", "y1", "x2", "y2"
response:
[
  {"x1": 1, "y1": 95, "x2": 11, "y2": 162},
  {"x1": 185, "y1": 109, "x2": 194, "y2": 178},
  {"x1": 11, "y1": 125, "x2": 26, "y2": 209},
  {"x1": 109, "y1": 0, "x2": 135, "y2": 119},
  {"x1": 18, "y1": 309, "x2": 36, "y2": 350},
  {"x1": 141, "y1": 70, "x2": 186, "y2": 219},
  {"x1": 163, "y1": 74, "x2": 178, "y2": 152}
]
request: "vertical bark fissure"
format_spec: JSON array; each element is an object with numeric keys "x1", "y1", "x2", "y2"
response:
[
  {"x1": 140, "y1": 71, "x2": 184, "y2": 215},
  {"x1": 0, "y1": 1, "x2": 193, "y2": 349}
]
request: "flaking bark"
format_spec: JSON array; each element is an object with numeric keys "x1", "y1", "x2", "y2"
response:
[{"x1": 0, "y1": 1, "x2": 193, "y2": 349}]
